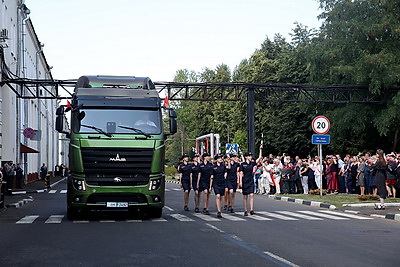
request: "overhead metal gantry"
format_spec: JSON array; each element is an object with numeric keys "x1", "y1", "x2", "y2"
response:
[{"x1": 2, "y1": 78, "x2": 400, "y2": 154}]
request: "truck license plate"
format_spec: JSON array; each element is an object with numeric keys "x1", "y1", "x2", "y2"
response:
[{"x1": 106, "y1": 202, "x2": 128, "y2": 208}]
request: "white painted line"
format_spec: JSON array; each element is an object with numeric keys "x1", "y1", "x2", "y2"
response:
[
  {"x1": 205, "y1": 223, "x2": 225, "y2": 233},
  {"x1": 247, "y1": 214, "x2": 273, "y2": 221},
  {"x1": 73, "y1": 220, "x2": 90, "y2": 223},
  {"x1": 277, "y1": 211, "x2": 323, "y2": 220},
  {"x1": 45, "y1": 215, "x2": 64, "y2": 224},
  {"x1": 263, "y1": 251, "x2": 299, "y2": 267},
  {"x1": 344, "y1": 210, "x2": 360, "y2": 214},
  {"x1": 99, "y1": 220, "x2": 116, "y2": 223},
  {"x1": 298, "y1": 211, "x2": 349, "y2": 220},
  {"x1": 172, "y1": 188, "x2": 181, "y2": 191},
  {"x1": 165, "y1": 189, "x2": 171, "y2": 192},
  {"x1": 11, "y1": 191, "x2": 27, "y2": 195},
  {"x1": 151, "y1": 218, "x2": 168, "y2": 222},
  {"x1": 257, "y1": 211, "x2": 298, "y2": 221},
  {"x1": 48, "y1": 190, "x2": 57, "y2": 194},
  {"x1": 193, "y1": 213, "x2": 221, "y2": 221},
  {"x1": 164, "y1": 206, "x2": 174, "y2": 212},
  {"x1": 60, "y1": 190, "x2": 67, "y2": 194},
  {"x1": 16, "y1": 215, "x2": 39, "y2": 224},
  {"x1": 222, "y1": 213, "x2": 246, "y2": 221},
  {"x1": 126, "y1": 220, "x2": 143, "y2": 223},
  {"x1": 170, "y1": 214, "x2": 195, "y2": 222},
  {"x1": 319, "y1": 210, "x2": 373, "y2": 220},
  {"x1": 370, "y1": 214, "x2": 385, "y2": 218}
]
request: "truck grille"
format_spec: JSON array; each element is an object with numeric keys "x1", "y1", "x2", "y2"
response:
[{"x1": 81, "y1": 147, "x2": 153, "y2": 186}]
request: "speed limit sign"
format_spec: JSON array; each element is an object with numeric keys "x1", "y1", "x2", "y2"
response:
[{"x1": 312, "y1": 116, "x2": 330, "y2": 134}]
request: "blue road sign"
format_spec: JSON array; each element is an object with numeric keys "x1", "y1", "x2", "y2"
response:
[
  {"x1": 226, "y1": 143, "x2": 239, "y2": 154},
  {"x1": 312, "y1": 134, "x2": 330, "y2": 145}
]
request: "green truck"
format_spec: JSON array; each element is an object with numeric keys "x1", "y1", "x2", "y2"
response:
[{"x1": 55, "y1": 75, "x2": 177, "y2": 220}]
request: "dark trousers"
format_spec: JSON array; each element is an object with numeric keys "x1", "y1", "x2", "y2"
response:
[
  {"x1": 339, "y1": 175, "x2": 346, "y2": 193},
  {"x1": 346, "y1": 173, "x2": 353, "y2": 193},
  {"x1": 295, "y1": 179, "x2": 303, "y2": 194},
  {"x1": 16, "y1": 175, "x2": 23, "y2": 188},
  {"x1": 5, "y1": 175, "x2": 13, "y2": 190}
]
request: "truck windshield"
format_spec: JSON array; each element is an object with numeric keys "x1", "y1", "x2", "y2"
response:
[{"x1": 76, "y1": 109, "x2": 162, "y2": 135}]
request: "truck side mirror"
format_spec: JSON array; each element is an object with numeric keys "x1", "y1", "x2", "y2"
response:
[
  {"x1": 169, "y1": 117, "x2": 177, "y2": 134},
  {"x1": 56, "y1": 106, "x2": 65, "y2": 115},
  {"x1": 55, "y1": 116, "x2": 65, "y2": 133},
  {"x1": 169, "y1": 109, "x2": 177, "y2": 118}
]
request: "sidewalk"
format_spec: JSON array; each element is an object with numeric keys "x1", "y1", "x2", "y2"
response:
[{"x1": 2, "y1": 176, "x2": 67, "y2": 208}]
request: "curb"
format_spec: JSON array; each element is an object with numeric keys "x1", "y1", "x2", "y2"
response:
[
  {"x1": 268, "y1": 195, "x2": 400, "y2": 222},
  {"x1": 268, "y1": 195, "x2": 337, "y2": 210},
  {"x1": 6, "y1": 197, "x2": 34, "y2": 208},
  {"x1": 166, "y1": 180, "x2": 179, "y2": 185}
]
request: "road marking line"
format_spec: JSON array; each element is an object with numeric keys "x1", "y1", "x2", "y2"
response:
[
  {"x1": 277, "y1": 211, "x2": 323, "y2": 220},
  {"x1": 73, "y1": 220, "x2": 90, "y2": 223},
  {"x1": 222, "y1": 213, "x2": 246, "y2": 221},
  {"x1": 151, "y1": 218, "x2": 168, "y2": 222},
  {"x1": 205, "y1": 223, "x2": 225, "y2": 233},
  {"x1": 48, "y1": 190, "x2": 57, "y2": 194},
  {"x1": 263, "y1": 251, "x2": 300, "y2": 267},
  {"x1": 126, "y1": 220, "x2": 143, "y2": 223},
  {"x1": 172, "y1": 188, "x2": 181, "y2": 191},
  {"x1": 165, "y1": 189, "x2": 171, "y2": 192},
  {"x1": 45, "y1": 215, "x2": 64, "y2": 224},
  {"x1": 16, "y1": 215, "x2": 39, "y2": 224},
  {"x1": 170, "y1": 214, "x2": 195, "y2": 222},
  {"x1": 319, "y1": 210, "x2": 373, "y2": 220},
  {"x1": 99, "y1": 220, "x2": 115, "y2": 223},
  {"x1": 298, "y1": 211, "x2": 349, "y2": 220},
  {"x1": 60, "y1": 190, "x2": 67, "y2": 194},
  {"x1": 193, "y1": 213, "x2": 221, "y2": 221},
  {"x1": 257, "y1": 211, "x2": 298, "y2": 221},
  {"x1": 164, "y1": 206, "x2": 174, "y2": 211},
  {"x1": 247, "y1": 214, "x2": 273, "y2": 221}
]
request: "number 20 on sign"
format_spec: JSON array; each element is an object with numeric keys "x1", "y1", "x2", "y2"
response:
[{"x1": 312, "y1": 116, "x2": 330, "y2": 135}]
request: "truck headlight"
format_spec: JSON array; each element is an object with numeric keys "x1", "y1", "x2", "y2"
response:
[
  {"x1": 73, "y1": 179, "x2": 86, "y2": 191},
  {"x1": 149, "y1": 179, "x2": 161, "y2": 191}
]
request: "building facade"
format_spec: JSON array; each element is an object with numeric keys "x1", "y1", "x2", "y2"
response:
[{"x1": 1, "y1": 0, "x2": 60, "y2": 184}]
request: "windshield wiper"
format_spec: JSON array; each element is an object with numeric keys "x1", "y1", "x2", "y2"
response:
[
  {"x1": 81, "y1": 124, "x2": 113, "y2": 137},
  {"x1": 118, "y1": 125, "x2": 151, "y2": 138}
]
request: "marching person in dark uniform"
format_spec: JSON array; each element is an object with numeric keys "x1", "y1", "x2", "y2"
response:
[
  {"x1": 178, "y1": 154, "x2": 192, "y2": 211},
  {"x1": 225, "y1": 154, "x2": 240, "y2": 213},
  {"x1": 239, "y1": 152, "x2": 257, "y2": 216},
  {"x1": 199, "y1": 152, "x2": 213, "y2": 215},
  {"x1": 191, "y1": 154, "x2": 201, "y2": 213},
  {"x1": 210, "y1": 154, "x2": 227, "y2": 218}
]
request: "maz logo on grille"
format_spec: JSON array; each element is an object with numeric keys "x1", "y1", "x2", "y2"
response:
[{"x1": 109, "y1": 154, "x2": 127, "y2": 162}]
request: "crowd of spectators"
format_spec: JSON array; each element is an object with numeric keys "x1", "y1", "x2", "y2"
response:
[{"x1": 254, "y1": 152, "x2": 400, "y2": 198}]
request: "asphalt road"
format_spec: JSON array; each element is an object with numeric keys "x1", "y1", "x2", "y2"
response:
[{"x1": 0, "y1": 180, "x2": 399, "y2": 267}]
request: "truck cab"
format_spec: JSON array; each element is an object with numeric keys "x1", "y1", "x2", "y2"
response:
[{"x1": 55, "y1": 75, "x2": 176, "y2": 219}]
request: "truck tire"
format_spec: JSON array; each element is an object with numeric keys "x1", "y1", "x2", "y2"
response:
[{"x1": 149, "y1": 207, "x2": 163, "y2": 218}]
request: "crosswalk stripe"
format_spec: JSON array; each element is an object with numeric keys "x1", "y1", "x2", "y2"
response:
[
  {"x1": 60, "y1": 190, "x2": 67, "y2": 194},
  {"x1": 298, "y1": 211, "x2": 349, "y2": 220},
  {"x1": 48, "y1": 190, "x2": 57, "y2": 194},
  {"x1": 16, "y1": 215, "x2": 39, "y2": 224},
  {"x1": 45, "y1": 215, "x2": 64, "y2": 224},
  {"x1": 193, "y1": 213, "x2": 221, "y2": 221},
  {"x1": 257, "y1": 211, "x2": 298, "y2": 221},
  {"x1": 221, "y1": 213, "x2": 246, "y2": 221},
  {"x1": 170, "y1": 214, "x2": 195, "y2": 222},
  {"x1": 247, "y1": 214, "x2": 273, "y2": 221},
  {"x1": 318, "y1": 210, "x2": 373, "y2": 220},
  {"x1": 277, "y1": 211, "x2": 323, "y2": 220},
  {"x1": 151, "y1": 218, "x2": 168, "y2": 222}
]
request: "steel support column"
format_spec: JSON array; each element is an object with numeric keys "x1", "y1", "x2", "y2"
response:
[{"x1": 247, "y1": 87, "x2": 255, "y2": 155}]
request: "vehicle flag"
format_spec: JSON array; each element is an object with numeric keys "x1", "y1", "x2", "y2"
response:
[{"x1": 163, "y1": 96, "x2": 170, "y2": 108}]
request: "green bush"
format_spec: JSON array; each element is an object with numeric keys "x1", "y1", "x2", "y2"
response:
[{"x1": 165, "y1": 166, "x2": 178, "y2": 178}]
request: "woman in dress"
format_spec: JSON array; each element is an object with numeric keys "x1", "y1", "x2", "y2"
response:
[
  {"x1": 210, "y1": 154, "x2": 227, "y2": 218},
  {"x1": 356, "y1": 157, "x2": 366, "y2": 195},
  {"x1": 372, "y1": 149, "x2": 388, "y2": 210},
  {"x1": 225, "y1": 154, "x2": 240, "y2": 213},
  {"x1": 178, "y1": 154, "x2": 192, "y2": 211},
  {"x1": 239, "y1": 152, "x2": 257, "y2": 216}
]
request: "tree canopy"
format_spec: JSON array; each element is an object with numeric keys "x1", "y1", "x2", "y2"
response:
[{"x1": 165, "y1": 0, "x2": 400, "y2": 165}]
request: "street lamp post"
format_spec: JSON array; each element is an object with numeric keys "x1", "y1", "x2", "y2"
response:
[{"x1": 214, "y1": 120, "x2": 230, "y2": 144}]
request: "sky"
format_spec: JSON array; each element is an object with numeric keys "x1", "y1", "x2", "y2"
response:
[{"x1": 26, "y1": 0, "x2": 323, "y2": 82}]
